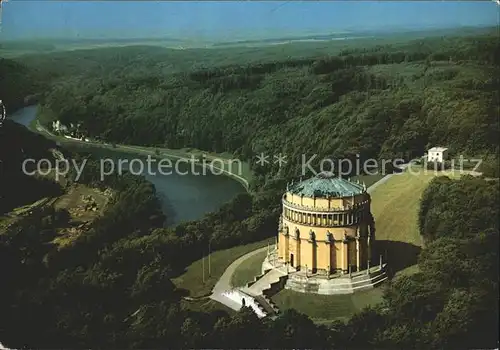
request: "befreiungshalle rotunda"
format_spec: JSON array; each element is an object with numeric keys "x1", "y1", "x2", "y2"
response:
[
  {"x1": 221, "y1": 172, "x2": 387, "y2": 315},
  {"x1": 277, "y1": 171, "x2": 374, "y2": 274},
  {"x1": 258, "y1": 171, "x2": 387, "y2": 295}
]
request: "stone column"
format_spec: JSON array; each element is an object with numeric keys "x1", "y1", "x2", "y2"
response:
[
  {"x1": 310, "y1": 237, "x2": 315, "y2": 273},
  {"x1": 283, "y1": 227, "x2": 289, "y2": 263},
  {"x1": 341, "y1": 240, "x2": 345, "y2": 274},
  {"x1": 296, "y1": 237, "x2": 301, "y2": 268},
  {"x1": 309, "y1": 230, "x2": 316, "y2": 272},
  {"x1": 284, "y1": 235, "x2": 289, "y2": 263},
  {"x1": 312, "y1": 241, "x2": 316, "y2": 273},
  {"x1": 342, "y1": 235, "x2": 349, "y2": 274},
  {"x1": 356, "y1": 236, "x2": 360, "y2": 272}
]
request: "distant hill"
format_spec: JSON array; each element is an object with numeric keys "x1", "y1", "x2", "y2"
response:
[
  {"x1": 211, "y1": 26, "x2": 497, "y2": 47},
  {"x1": 1, "y1": 26, "x2": 495, "y2": 54},
  {"x1": 0, "y1": 58, "x2": 41, "y2": 111}
]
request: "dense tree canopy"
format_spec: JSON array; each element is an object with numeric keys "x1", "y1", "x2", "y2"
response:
[
  {"x1": 29, "y1": 31, "x2": 500, "y2": 184},
  {"x1": 419, "y1": 175, "x2": 499, "y2": 242}
]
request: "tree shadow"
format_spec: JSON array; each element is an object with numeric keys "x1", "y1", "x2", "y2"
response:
[{"x1": 374, "y1": 240, "x2": 422, "y2": 277}]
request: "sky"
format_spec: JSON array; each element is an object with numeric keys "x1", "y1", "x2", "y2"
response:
[{"x1": 1, "y1": 1, "x2": 498, "y2": 41}]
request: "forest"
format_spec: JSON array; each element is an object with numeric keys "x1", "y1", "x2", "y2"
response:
[
  {"x1": 0, "y1": 28, "x2": 499, "y2": 348},
  {"x1": 1, "y1": 136, "x2": 497, "y2": 348},
  {"x1": 28, "y1": 30, "x2": 500, "y2": 184}
]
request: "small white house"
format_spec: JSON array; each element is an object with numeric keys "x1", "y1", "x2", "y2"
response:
[{"x1": 427, "y1": 147, "x2": 449, "y2": 163}]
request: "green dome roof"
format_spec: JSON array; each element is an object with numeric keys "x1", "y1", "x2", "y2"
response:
[{"x1": 288, "y1": 172, "x2": 365, "y2": 198}]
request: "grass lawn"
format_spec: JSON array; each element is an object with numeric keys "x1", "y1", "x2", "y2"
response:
[
  {"x1": 370, "y1": 165, "x2": 462, "y2": 272},
  {"x1": 53, "y1": 185, "x2": 108, "y2": 219},
  {"x1": 173, "y1": 237, "x2": 274, "y2": 298},
  {"x1": 52, "y1": 184, "x2": 110, "y2": 247},
  {"x1": 272, "y1": 287, "x2": 385, "y2": 324},
  {"x1": 370, "y1": 172, "x2": 427, "y2": 247},
  {"x1": 230, "y1": 250, "x2": 267, "y2": 287}
]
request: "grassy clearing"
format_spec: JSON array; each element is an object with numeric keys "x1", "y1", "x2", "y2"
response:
[
  {"x1": 53, "y1": 185, "x2": 108, "y2": 222},
  {"x1": 173, "y1": 237, "x2": 273, "y2": 298},
  {"x1": 230, "y1": 250, "x2": 267, "y2": 287},
  {"x1": 370, "y1": 172, "x2": 427, "y2": 247},
  {"x1": 52, "y1": 185, "x2": 110, "y2": 247},
  {"x1": 371, "y1": 167, "x2": 462, "y2": 245},
  {"x1": 370, "y1": 165, "x2": 463, "y2": 272},
  {"x1": 272, "y1": 287, "x2": 385, "y2": 323}
]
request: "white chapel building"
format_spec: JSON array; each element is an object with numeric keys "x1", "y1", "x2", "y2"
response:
[{"x1": 427, "y1": 147, "x2": 449, "y2": 163}]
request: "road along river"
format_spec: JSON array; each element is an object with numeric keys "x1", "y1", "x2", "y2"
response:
[{"x1": 9, "y1": 106, "x2": 246, "y2": 226}]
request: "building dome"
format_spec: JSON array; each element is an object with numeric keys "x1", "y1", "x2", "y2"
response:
[
  {"x1": 288, "y1": 171, "x2": 365, "y2": 198},
  {"x1": 278, "y1": 171, "x2": 374, "y2": 276}
]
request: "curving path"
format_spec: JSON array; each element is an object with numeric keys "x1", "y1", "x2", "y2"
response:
[
  {"x1": 35, "y1": 121, "x2": 250, "y2": 190},
  {"x1": 367, "y1": 163, "x2": 409, "y2": 194},
  {"x1": 210, "y1": 246, "x2": 268, "y2": 308}
]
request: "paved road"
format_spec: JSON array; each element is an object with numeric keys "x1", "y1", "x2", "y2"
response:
[
  {"x1": 210, "y1": 246, "x2": 268, "y2": 300},
  {"x1": 35, "y1": 121, "x2": 250, "y2": 189}
]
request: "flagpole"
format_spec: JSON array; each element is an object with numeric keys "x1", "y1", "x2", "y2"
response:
[
  {"x1": 202, "y1": 252, "x2": 205, "y2": 283},
  {"x1": 208, "y1": 240, "x2": 211, "y2": 276}
]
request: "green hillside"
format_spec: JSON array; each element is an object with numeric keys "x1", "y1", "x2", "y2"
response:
[{"x1": 0, "y1": 28, "x2": 498, "y2": 349}]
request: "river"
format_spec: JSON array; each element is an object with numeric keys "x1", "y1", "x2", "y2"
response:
[{"x1": 9, "y1": 106, "x2": 245, "y2": 226}]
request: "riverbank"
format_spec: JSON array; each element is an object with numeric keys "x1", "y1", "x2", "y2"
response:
[
  {"x1": 9, "y1": 106, "x2": 248, "y2": 226},
  {"x1": 32, "y1": 119, "x2": 252, "y2": 191}
]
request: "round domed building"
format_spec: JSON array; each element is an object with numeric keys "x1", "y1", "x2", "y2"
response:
[
  {"x1": 230, "y1": 171, "x2": 386, "y2": 307},
  {"x1": 277, "y1": 171, "x2": 375, "y2": 275},
  {"x1": 219, "y1": 174, "x2": 383, "y2": 316}
]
